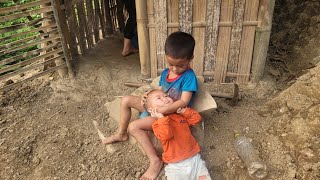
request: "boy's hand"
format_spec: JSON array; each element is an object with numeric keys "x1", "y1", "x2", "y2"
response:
[
  {"x1": 141, "y1": 90, "x2": 150, "y2": 107},
  {"x1": 148, "y1": 108, "x2": 164, "y2": 119},
  {"x1": 176, "y1": 108, "x2": 186, "y2": 114}
]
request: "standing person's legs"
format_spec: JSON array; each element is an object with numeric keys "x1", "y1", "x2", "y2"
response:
[
  {"x1": 128, "y1": 117, "x2": 163, "y2": 180},
  {"x1": 103, "y1": 95, "x2": 144, "y2": 144}
]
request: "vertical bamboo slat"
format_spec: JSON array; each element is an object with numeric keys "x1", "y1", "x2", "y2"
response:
[
  {"x1": 116, "y1": 0, "x2": 125, "y2": 32},
  {"x1": 94, "y1": 0, "x2": 105, "y2": 38},
  {"x1": 65, "y1": 0, "x2": 79, "y2": 57},
  {"x1": 85, "y1": 0, "x2": 95, "y2": 47},
  {"x1": 147, "y1": 0, "x2": 157, "y2": 78},
  {"x1": 77, "y1": 1, "x2": 89, "y2": 52},
  {"x1": 191, "y1": 0, "x2": 205, "y2": 76},
  {"x1": 155, "y1": 0, "x2": 167, "y2": 72},
  {"x1": 92, "y1": 0, "x2": 100, "y2": 43},
  {"x1": 237, "y1": 0, "x2": 259, "y2": 83},
  {"x1": 168, "y1": 0, "x2": 179, "y2": 35},
  {"x1": 104, "y1": 0, "x2": 113, "y2": 35},
  {"x1": 251, "y1": 0, "x2": 275, "y2": 82},
  {"x1": 227, "y1": 0, "x2": 245, "y2": 76},
  {"x1": 50, "y1": 0, "x2": 75, "y2": 78},
  {"x1": 214, "y1": 0, "x2": 234, "y2": 83},
  {"x1": 179, "y1": 0, "x2": 193, "y2": 34},
  {"x1": 204, "y1": 0, "x2": 221, "y2": 74},
  {"x1": 136, "y1": 0, "x2": 150, "y2": 77}
]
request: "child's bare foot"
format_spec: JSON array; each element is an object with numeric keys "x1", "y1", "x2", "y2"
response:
[
  {"x1": 102, "y1": 133, "x2": 128, "y2": 144},
  {"x1": 140, "y1": 159, "x2": 163, "y2": 180}
]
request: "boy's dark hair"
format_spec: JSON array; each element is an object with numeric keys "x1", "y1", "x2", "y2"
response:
[{"x1": 165, "y1": 31, "x2": 195, "y2": 60}]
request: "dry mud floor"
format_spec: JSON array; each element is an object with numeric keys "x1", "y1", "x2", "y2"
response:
[{"x1": 0, "y1": 37, "x2": 319, "y2": 180}]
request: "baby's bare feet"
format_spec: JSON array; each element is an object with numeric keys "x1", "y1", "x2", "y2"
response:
[
  {"x1": 102, "y1": 133, "x2": 128, "y2": 144},
  {"x1": 140, "y1": 159, "x2": 163, "y2": 180}
]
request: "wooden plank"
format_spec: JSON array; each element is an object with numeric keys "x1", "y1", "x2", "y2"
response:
[
  {"x1": 148, "y1": 20, "x2": 258, "y2": 28},
  {"x1": 0, "y1": 42, "x2": 61, "y2": 66},
  {"x1": 103, "y1": 0, "x2": 113, "y2": 35},
  {"x1": 214, "y1": 0, "x2": 233, "y2": 83},
  {"x1": 0, "y1": 7, "x2": 53, "y2": 23},
  {"x1": 191, "y1": 0, "x2": 206, "y2": 76},
  {"x1": 0, "y1": 55, "x2": 63, "y2": 82},
  {"x1": 0, "y1": 35, "x2": 60, "y2": 56},
  {"x1": 155, "y1": 0, "x2": 167, "y2": 72},
  {"x1": 0, "y1": 48, "x2": 63, "y2": 74},
  {"x1": 179, "y1": 0, "x2": 193, "y2": 34},
  {"x1": 204, "y1": 0, "x2": 221, "y2": 74},
  {"x1": 0, "y1": 29, "x2": 58, "y2": 50},
  {"x1": 227, "y1": 0, "x2": 245, "y2": 75},
  {"x1": 85, "y1": 0, "x2": 95, "y2": 47},
  {"x1": 0, "y1": 15, "x2": 55, "y2": 34},
  {"x1": 0, "y1": 0, "x2": 51, "y2": 14},
  {"x1": 76, "y1": 1, "x2": 89, "y2": 53},
  {"x1": 237, "y1": 0, "x2": 259, "y2": 83},
  {"x1": 0, "y1": 64, "x2": 67, "y2": 92},
  {"x1": 0, "y1": 24, "x2": 56, "y2": 42}
]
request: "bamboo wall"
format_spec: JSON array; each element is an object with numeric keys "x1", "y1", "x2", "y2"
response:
[{"x1": 147, "y1": 0, "x2": 274, "y2": 83}]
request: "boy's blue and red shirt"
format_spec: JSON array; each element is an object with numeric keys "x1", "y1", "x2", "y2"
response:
[{"x1": 159, "y1": 68, "x2": 198, "y2": 106}]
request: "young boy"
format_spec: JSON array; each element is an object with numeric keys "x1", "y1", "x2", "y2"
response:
[
  {"x1": 103, "y1": 31, "x2": 198, "y2": 179},
  {"x1": 145, "y1": 89, "x2": 211, "y2": 180}
]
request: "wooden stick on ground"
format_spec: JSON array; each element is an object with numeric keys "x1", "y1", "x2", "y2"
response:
[{"x1": 92, "y1": 120, "x2": 106, "y2": 141}]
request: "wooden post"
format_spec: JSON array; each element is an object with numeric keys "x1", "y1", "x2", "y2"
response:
[
  {"x1": 116, "y1": 0, "x2": 125, "y2": 32},
  {"x1": 104, "y1": 0, "x2": 113, "y2": 35},
  {"x1": 251, "y1": 0, "x2": 275, "y2": 82},
  {"x1": 50, "y1": 0, "x2": 75, "y2": 78},
  {"x1": 136, "y1": 0, "x2": 150, "y2": 77}
]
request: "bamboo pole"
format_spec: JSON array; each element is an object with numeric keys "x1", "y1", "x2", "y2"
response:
[
  {"x1": 136, "y1": 0, "x2": 150, "y2": 78},
  {"x1": 251, "y1": 0, "x2": 275, "y2": 82},
  {"x1": 50, "y1": 0, "x2": 75, "y2": 78}
]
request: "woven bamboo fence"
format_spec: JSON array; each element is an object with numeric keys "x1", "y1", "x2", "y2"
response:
[
  {"x1": 0, "y1": 0, "x2": 73, "y2": 91},
  {"x1": 0, "y1": 0, "x2": 125, "y2": 91},
  {"x1": 146, "y1": 0, "x2": 275, "y2": 83}
]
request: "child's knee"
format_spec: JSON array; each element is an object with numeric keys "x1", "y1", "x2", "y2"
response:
[
  {"x1": 128, "y1": 122, "x2": 139, "y2": 135},
  {"x1": 121, "y1": 95, "x2": 132, "y2": 105}
]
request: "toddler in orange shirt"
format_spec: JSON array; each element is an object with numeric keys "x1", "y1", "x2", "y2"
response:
[{"x1": 145, "y1": 89, "x2": 211, "y2": 180}]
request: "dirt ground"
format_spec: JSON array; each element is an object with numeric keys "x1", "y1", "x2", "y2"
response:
[{"x1": 1, "y1": 1, "x2": 320, "y2": 179}]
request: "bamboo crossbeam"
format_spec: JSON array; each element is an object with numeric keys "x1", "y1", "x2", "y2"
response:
[
  {"x1": 0, "y1": 29, "x2": 58, "y2": 50},
  {"x1": 0, "y1": 15, "x2": 55, "y2": 34},
  {"x1": 0, "y1": 36, "x2": 60, "y2": 56},
  {"x1": 0, "y1": 24, "x2": 57, "y2": 42},
  {"x1": 0, "y1": 0, "x2": 51, "y2": 14},
  {"x1": 0, "y1": 55, "x2": 63, "y2": 82},
  {"x1": 147, "y1": 21, "x2": 258, "y2": 28},
  {"x1": 0, "y1": 48, "x2": 63, "y2": 74},
  {"x1": 0, "y1": 64, "x2": 67, "y2": 92},
  {"x1": 0, "y1": 6, "x2": 53, "y2": 23},
  {"x1": 0, "y1": 42, "x2": 61, "y2": 66}
]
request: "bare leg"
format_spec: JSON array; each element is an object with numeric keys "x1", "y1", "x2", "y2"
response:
[
  {"x1": 103, "y1": 95, "x2": 144, "y2": 144},
  {"x1": 128, "y1": 117, "x2": 163, "y2": 180}
]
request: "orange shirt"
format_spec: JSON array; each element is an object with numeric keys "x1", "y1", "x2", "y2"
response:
[{"x1": 152, "y1": 108, "x2": 201, "y2": 163}]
